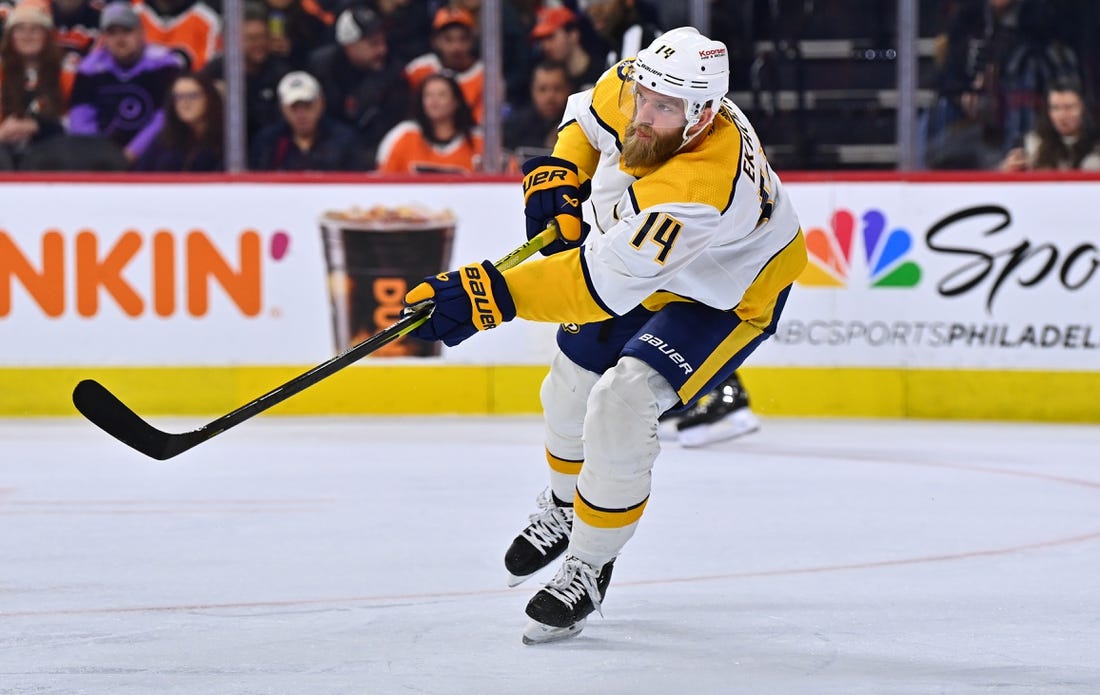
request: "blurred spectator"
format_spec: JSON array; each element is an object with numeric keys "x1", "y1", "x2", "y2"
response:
[
  {"x1": 262, "y1": 0, "x2": 329, "y2": 69},
  {"x1": 579, "y1": 0, "x2": 660, "y2": 69},
  {"x1": 201, "y1": 1, "x2": 291, "y2": 142},
  {"x1": 0, "y1": 1, "x2": 68, "y2": 169},
  {"x1": 249, "y1": 69, "x2": 366, "y2": 170},
  {"x1": 931, "y1": 0, "x2": 1081, "y2": 158},
  {"x1": 308, "y1": 5, "x2": 407, "y2": 167},
  {"x1": 368, "y1": 0, "x2": 429, "y2": 66},
  {"x1": 444, "y1": 0, "x2": 482, "y2": 40},
  {"x1": 924, "y1": 78, "x2": 1005, "y2": 170},
  {"x1": 1001, "y1": 77, "x2": 1100, "y2": 171},
  {"x1": 133, "y1": 0, "x2": 222, "y2": 71},
  {"x1": 444, "y1": 0, "x2": 531, "y2": 107},
  {"x1": 530, "y1": 5, "x2": 603, "y2": 91},
  {"x1": 68, "y1": 2, "x2": 180, "y2": 163},
  {"x1": 51, "y1": 0, "x2": 102, "y2": 67},
  {"x1": 405, "y1": 6, "x2": 483, "y2": 123},
  {"x1": 375, "y1": 71, "x2": 481, "y2": 174},
  {"x1": 502, "y1": 60, "x2": 569, "y2": 158},
  {"x1": 134, "y1": 71, "x2": 223, "y2": 170}
]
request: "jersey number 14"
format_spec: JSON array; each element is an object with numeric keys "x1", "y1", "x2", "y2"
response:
[{"x1": 630, "y1": 212, "x2": 682, "y2": 265}]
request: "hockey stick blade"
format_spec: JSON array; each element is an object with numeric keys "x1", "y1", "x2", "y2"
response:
[
  {"x1": 72, "y1": 223, "x2": 559, "y2": 460},
  {"x1": 72, "y1": 304, "x2": 433, "y2": 460},
  {"x1": 73, "y1": 379, "x2": 204, "y2": 460}
]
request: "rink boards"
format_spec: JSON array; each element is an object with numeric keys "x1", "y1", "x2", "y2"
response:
[{"x1": 2, "y1": 173, "x2": 1097, "y2": 421}]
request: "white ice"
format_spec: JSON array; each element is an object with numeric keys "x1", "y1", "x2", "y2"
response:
[{"x1": 2, "y1": 415, "x2": 1099, "y2": 694}]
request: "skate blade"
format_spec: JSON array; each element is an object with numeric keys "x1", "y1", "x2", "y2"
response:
[
  {"x1": 679, "y1": 409, "x2": 760, "y2": 448},
  {"x1": 506, "y1": 571, "x2": 534, "y2": 588},
  {"x1": 522, "y1": 618, "x2": 586, "y2": 645}
]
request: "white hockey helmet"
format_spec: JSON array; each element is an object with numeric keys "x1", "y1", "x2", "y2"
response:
[{"x1": 630, "y1": 27, "x2": 730, "y2": 138}]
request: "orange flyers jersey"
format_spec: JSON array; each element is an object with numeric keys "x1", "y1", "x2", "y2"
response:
[
  {"x1": 56, "y1": 24, "x2": 98, "y2": 59},
  {"x1": 133, "y1": 0, "x2": 222, "y2": 71},
  {"x1": 404, "y1": 54, "x2": 484, "y2": 124},
  {"x1": 375, "y1": 121, "x2": 483, "y2": 174}
]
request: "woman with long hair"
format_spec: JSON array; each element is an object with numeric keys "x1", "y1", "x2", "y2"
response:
[
  {"x1": 0, "y1": 1, "x2": 70, "y2": 169},
  {"x1": 1002, "y1": 77, "x2": 1100, "y2": 171},
  {"x1": 134, "y1": 71, "x2": 225, "y2": 171},
  {"x1": 375, "y1": 72, "x2": 483, "y2": 174}
]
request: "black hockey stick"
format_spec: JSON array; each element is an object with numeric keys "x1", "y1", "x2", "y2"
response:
[{"x1": 73, "y1": 223, "x2": 560, "y2": 460}]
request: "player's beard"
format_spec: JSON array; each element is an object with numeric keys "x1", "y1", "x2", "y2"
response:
[{"x1": 622, "y1": 123, "x2": 682, "y2": 168}]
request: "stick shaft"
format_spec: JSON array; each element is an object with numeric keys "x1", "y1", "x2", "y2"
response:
[{"x1": 73, "y1": 224, "x2": 558, "y2": 459}]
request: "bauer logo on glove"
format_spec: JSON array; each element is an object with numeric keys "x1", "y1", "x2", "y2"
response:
[
  {"x1": 403, "y1": 261, "x2": 517, "y2": 347},
  {"x1": 521, "y1": 155, "x2": 592, "y2": 255},
  {"x1": 464, "y1": 264, "x2": 502, "y2": 329},
  {"x1": 522, "y1": 167, "x2": 570, "y2": 193}
]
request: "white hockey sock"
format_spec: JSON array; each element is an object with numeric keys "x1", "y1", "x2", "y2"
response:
[
  {"x1": 568, "y1": 357, "x2": 679, "y2": 564},
  {"x1": 541, "y1": 352, "x2": 601, "y2": 503}
]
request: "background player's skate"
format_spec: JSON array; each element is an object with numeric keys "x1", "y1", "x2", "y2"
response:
[{"x1": 676, "y1": 372, "x2": 761, "y2": 448}]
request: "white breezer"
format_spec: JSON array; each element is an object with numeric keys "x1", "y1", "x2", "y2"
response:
[{"x1": 629, "y1": 26, "x2": 731, "y2": 144}]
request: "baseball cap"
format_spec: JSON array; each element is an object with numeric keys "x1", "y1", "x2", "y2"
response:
[
  {"x1": 530, "y1": 6, "x2": 575, "y2": 40},
  {"x1": 99, "y1": 2, "x2": 139, "y2": 30},
  {"x1": 334, "y1": 6, "x2": 383, "y2": 46},
  {"x1": 431, "y1": 6, "x2": 473, "y2": 32},
  {"x1": 277, "y1": 71, "x2": 322, "y2": 106}
]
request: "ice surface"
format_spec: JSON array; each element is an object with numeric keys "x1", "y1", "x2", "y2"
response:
[{"x1": 1, "y1": 416, "x2": 1098, "y2": 694}]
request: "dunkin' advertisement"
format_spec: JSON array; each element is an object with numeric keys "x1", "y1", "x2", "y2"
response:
[
  {"x1": 0, "y1": 181, "x2": 557, "y2": 367},
  {"x1": 0, "y1": 177, "x2": 1098, "y2": 371}
]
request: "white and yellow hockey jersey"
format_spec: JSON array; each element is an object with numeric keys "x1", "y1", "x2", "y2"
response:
[{"x1": 503, "y1": 61, "x2": 807, "y2": 327}]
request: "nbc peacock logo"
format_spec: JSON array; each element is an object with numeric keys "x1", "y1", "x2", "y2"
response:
[{"x1": 799, "y1": 208, "x2": 921, "y2": 288}]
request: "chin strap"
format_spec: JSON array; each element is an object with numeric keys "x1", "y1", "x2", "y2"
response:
[{"x1": 676, "y1": 106, "x2": 717, "y2": 151}]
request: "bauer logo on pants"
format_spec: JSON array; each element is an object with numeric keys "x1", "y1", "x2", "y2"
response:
[{"x1": 638, "y1": 333, "x2": 693, "y2": 374}]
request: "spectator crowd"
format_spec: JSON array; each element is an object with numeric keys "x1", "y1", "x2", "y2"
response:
[
  {"x1": 2, "y1": 0, "x2": 1100, "y2": 173},
  {"x1": 925, "y1": 0, "x2": 1100, "y2": 171}
]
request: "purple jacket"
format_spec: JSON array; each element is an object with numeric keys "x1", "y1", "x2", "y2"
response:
[{"x1": 69, "y1": 44, "x2": 181, "y2": 158}]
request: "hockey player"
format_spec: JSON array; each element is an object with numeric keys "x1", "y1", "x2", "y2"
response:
[{"x1": 402, "y1": 27, "x2": 807, "y2": 643}]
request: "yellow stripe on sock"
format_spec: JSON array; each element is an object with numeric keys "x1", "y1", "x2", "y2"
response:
[
  {"x1": 574, "y1": 491, "x2": 648, "y2": 529},
  {"x1": 546, "y1": 449, "x2": 583, "y2": 475}
]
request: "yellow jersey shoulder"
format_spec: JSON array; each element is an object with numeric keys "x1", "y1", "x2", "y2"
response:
[
  {"x1": 630, "y1": 103, "x2": 746, "y2": 214},
  {"x1": 588, "y1": 59, "x2": 634, "y2": 145}
]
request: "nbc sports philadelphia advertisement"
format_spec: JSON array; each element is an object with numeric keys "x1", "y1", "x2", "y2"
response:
[{"x1": 757, "y1": 180, "x2": 1100, "y2": 371}]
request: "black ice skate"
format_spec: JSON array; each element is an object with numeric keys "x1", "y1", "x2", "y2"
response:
[
  {"x1": 504, "y1": 489, "x2": 573, "y2": 587},
  {"x1": 676, "y1": 372, "x2": 760, "y2": 448},
  {"x1": 522, "y1": 555, "x2": 615, "y2": 645}
]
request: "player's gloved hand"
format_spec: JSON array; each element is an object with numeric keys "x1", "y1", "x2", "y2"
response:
[
  {"x1": 403, "y1": 261, "x2": 516, "y2": 347},
  {"x1": 522, "y1": 155, "x2": 591, "y2": 255}
]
